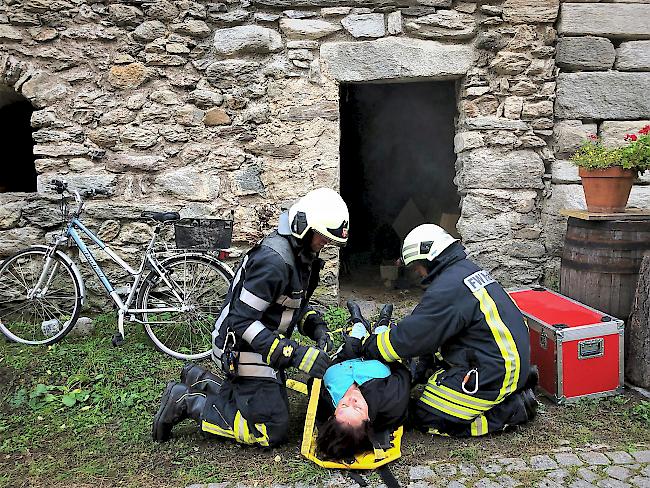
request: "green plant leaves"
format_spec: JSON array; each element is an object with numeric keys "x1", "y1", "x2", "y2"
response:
[
  {"x1": 571, "y1": 132, "x2": 650, "y2": 173},
  {"x1": 61, "y1": 394, "x2": 77, "y2": 407}
]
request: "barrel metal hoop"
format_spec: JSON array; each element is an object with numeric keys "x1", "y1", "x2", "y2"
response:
[
  {"x1": 560, "y1": 257, "x2": 640, "y2": 274},
  {"x1": 567, "y1": 217, "x2": 650, "y2": 231},
  {"x1": 564, "y1": 236, "x2": 650, "y2": 251}
]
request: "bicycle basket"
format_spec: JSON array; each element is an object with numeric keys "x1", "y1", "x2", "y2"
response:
[{"x1": 174, "y1": 218, "x2": 233, "y2": 250}]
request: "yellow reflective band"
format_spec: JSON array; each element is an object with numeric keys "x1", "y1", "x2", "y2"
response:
[
  {"x1": 201, "y1": 420, "x2": 234, "y2": 439},
  {"x1": 253, "y1": 422, "x2": 269, "y2": 447},
  {"x1": 420, "y1": 390, "x2": 477, "y2": 420},
  {"x1": 286, "y1": 378, "x2": 309, "y2": 395},
  {"x1": 430, "y1": 369, "x2": 444, "y2": 382},
  {"x1": 423, "y1": 387, "x2": 482, "y2": 416},
  {"x1": 426, "y1": 369, "x2": 495, "y2": 412},
  {"x1": 424, "y1": 386, "x2": 489, "y2": 418},
  {"x1": 473, "y1": 288, "x2": 521, "y2": 402},
  {"x1": 377, "y1": 330, "x2": 400, "y2": 362},
  {"x1": 235, "y1": 411, "x2": 257, "y2": 444},
  {"x1": 300, "y1": 310, "x2": 317, "y2": 330},
  {"x1": 266, "y1": 338, "x2": 280, "y2": 364},
  {"x1": 427, "y1": 382, "x2": 496, "y2": 411},
  {"x1": 470, "y1": 414, "x2": 488, "y2": 437},
  {"x1": 299, "y1": 347, "x2": 318, "y2": 372}
]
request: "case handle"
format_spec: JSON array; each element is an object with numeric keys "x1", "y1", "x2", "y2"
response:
[{"x1": 578, "y1": 338, "x2": 604, "y2": 359}]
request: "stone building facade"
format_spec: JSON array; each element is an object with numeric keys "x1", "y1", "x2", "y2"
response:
[{"x1": 0, "y1": 0, "x2": 649, "y2": 303}]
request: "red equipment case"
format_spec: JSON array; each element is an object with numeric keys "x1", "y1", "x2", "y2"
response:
[{"x1": 509, "y1": 287, "x2": 624, "y2": 404}]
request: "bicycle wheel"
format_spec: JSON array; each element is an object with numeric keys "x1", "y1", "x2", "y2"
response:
[
  {"x1": 0, "y1": 247, "x2": 82, "y2": 345},
  {"x1": 137, "y1": 254, "x2": 233, "y2": 360}
]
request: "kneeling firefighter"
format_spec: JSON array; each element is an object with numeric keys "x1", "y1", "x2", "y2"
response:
[
  {"x1": 152, "y1": 188, "x2": 350, "y2": 447},
  {"x1": 344, "y1": 224, "x2": 538, "y2": 437}
]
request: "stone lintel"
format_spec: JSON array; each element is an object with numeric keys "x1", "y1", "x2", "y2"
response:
[{"x1": 320, "y1": 37, "x2": 474, "y2": 82}]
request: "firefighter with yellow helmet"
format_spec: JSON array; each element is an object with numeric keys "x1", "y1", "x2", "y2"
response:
[
  {"x1": 152, "y1": 188, "x2": 349, "y2": 447},
  {"x1": 342, "y1": 223, "x2": 538, "y2": 437}
]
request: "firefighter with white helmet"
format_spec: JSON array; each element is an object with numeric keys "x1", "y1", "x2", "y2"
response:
[
  {"x1": 153, "y1": 188, "x2": 349, "y2": 447},
  {"x1": 341, "y1": 223, "x2": 538, "y2": 437}
]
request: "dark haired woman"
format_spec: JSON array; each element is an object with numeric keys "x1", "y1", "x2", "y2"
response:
[{"x1": 315, "y1": 305, "x2": 411, "y2": 462}]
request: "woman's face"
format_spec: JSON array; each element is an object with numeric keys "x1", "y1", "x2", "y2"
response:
[{"x1": 334, "y1": 384, "x2": 369, "y2": 428}]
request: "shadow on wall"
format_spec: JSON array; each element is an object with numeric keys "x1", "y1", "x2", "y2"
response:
[
  {"x1": 0, "y1": 95, "x2": 36, "y2": 193},
  {"x1": 340, "y1": 80, "x2": 460, "y2": 270}
]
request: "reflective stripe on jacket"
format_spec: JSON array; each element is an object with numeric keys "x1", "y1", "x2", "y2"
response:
[
  {"x1": 212, "y1": 213, "x2": 323, "y2": 380},
  {"x1": 363, "y1": 243, "x2": 531, "y2": 422}
]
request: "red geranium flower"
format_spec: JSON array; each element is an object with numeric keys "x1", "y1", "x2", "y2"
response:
[
  {"x1": 639, "y1": 125, "x2": 650, "y2": 135},
  {"x1": 625, "y1": 133, "x2": 638, "y2": 142},
  {"x1": 588, "y1": 133, "x2": 598, "y2": 141}
]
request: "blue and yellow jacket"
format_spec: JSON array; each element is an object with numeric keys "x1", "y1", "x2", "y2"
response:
[{"x1": 362, "y1": 242, "x2": 531, "y2": 423}]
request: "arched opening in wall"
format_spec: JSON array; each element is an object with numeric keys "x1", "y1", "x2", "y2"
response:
[
  {"x1": 339, "y1": 80, "x2": 460, "y2": 292},
  {"x1": 0, "y1": 85, "x2": 36, "y2": 193}
]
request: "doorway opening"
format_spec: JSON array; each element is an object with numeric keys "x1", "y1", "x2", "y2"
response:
[
  {"x1": 0, "y1": 86, "x2": 36, "y2": 193},
  {"x1": 339, "y1": 80, "x2": 459, "y2": 293}
]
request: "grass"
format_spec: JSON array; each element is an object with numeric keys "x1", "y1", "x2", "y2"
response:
[{"x1": 1, "y1": 312, "x2": 650, "y2": 487}]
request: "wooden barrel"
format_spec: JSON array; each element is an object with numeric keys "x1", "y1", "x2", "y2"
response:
[{"x1": 560, "y1": 218, "x2": 650, "y2": 320}]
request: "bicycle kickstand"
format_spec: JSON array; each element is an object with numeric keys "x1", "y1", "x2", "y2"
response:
[{"x1": 112, "y1": 310, "x2": 126, "y2": 347}]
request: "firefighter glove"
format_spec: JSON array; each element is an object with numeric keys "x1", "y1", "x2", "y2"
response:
[
  {"x1": 313, "y1": 325, "x2": 334, "y2": 353},
  {"x1": 291, "y1": 344, "x2": 330, "y2": 378}
]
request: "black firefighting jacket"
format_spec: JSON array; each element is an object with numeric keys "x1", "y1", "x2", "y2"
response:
[
  {"x1": 362, "y1": 242, "x2": 531, "y2": 424},
  {"x1": 212, "y1": 212, "x2": 323, "y2": 381}
]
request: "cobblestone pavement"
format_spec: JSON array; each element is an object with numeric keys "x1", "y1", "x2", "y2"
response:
[{"x1": 186, "y1": 449, "x2": 650, "y2": 488}]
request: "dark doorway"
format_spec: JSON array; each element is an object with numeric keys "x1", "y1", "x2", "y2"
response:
[
  {"x1": 0, "y1": 89, "x2": 36, "y2": 193},
  {"x1": 339, "y1": 80, "x2": 459, "y2": 287}
]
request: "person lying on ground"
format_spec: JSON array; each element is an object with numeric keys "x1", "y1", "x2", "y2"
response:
[
  {"x1": 152, "y1": 188, "x2": 350, "y2": 447},
  {"x1": 315, "y1": 302, "x2": 411, "y2": 461},
  {"x1": 340, "y1": 224, "x2": 539, "y2": 438},
  {"x1": 149, "y1": 303, "x2": 410, "y2": 456}
]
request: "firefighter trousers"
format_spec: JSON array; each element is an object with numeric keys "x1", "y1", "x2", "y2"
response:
[
  {"x1": 200, "y1": 376, "x2": 290, "y2": 447},
  {"x1": 411, "y1": 389, "x2": 530, "y2": 437}
]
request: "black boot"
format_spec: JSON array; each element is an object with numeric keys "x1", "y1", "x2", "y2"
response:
[
  {"x1": 347, "y1": 299, "x2": 370, "y2": 331},
  {"x1": 521, "y1": 388, "x2": 538, "y2": 421},
  {"x1": 375, "y1": 303, "x2": 394, "y2": 329},
  {"x1": 152, "y1": 381, "x2": 206, "y2": 442},
  {"x1": 522, "y1": 365, "x2": 539, "y2": 420},
  {"x1": 180, "y1": 363, "x2": 222, "y2": 395}
]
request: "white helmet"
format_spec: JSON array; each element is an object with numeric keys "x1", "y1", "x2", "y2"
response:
[
  {"x1": 288, "y1": 188, "x2": 349, "y2": 246},
  {"x1": 401, "y1": 224, "x2": 458, "y2": 266}
]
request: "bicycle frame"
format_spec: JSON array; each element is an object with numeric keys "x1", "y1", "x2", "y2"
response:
[{"x1": 41, "y1": 217, "x2": 191, "y2": 338}]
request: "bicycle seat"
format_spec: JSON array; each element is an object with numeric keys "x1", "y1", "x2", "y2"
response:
[{"x1": 141, "y1": 211, "x2": 180, "y2": 222}]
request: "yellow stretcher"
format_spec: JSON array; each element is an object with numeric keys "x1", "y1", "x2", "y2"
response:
[{"x1": 298, "y1": 378, "x2": 403, "y2": 470}]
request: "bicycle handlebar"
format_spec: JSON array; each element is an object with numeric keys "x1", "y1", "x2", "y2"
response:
[
  {"x1": 51, "y1": 179, "x2": 111, "y2": 218},
  {"x1": 51, "y1": 179, "x2": 67, "y2": 194},
  {"x1": 81, "y1": 188, "x2": 111, "y2": 197}
]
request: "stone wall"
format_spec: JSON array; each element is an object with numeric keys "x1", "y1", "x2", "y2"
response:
[
  {"x1": 545, "y1": 1, "x2": 650, "y2": 286},
  {"x1": 0, "y1": 0, "x2": 561, "y2": 307}
]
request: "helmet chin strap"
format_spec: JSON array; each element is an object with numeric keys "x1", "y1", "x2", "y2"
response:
[{"x1": 301, "y1": 230, "x2": 318, "y2": 257}]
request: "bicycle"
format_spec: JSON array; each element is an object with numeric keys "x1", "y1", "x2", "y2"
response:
[{"x1": 0, "y1": 179, "x2": 234, "y2": 360}]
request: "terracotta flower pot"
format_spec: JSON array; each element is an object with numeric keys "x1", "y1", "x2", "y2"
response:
[{"x1": 578, "y1": 166, "x2": 636, "y2": 213}]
